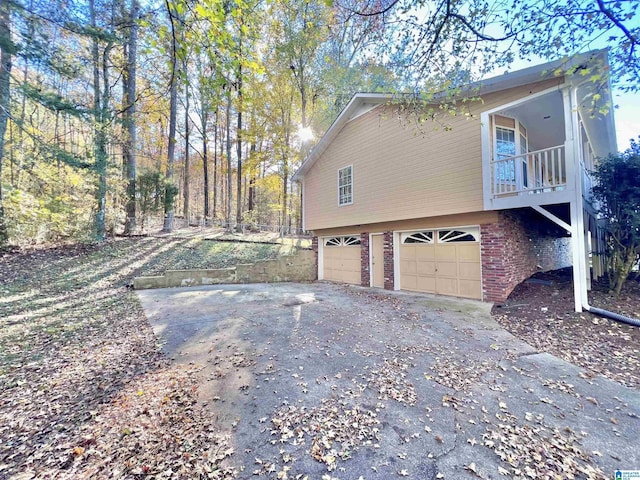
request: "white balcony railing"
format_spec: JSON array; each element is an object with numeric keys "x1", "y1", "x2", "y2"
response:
[{"x1": 491, "y1": 145, "x2": 566, "y2": 198}]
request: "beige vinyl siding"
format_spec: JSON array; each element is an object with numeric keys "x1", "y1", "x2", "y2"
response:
[
  {"x1": 304, "y1": 78, "x2": 563, "y2": 231},
  {"x1": 314, "y1": 211, "x2": 499, "y2": 237}
]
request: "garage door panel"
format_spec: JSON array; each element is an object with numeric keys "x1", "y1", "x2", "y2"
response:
[
  {"x1": 459, "y1": 262, "x2": 481, "y2": 279},
  {"x1": 416, "y1": 276, "x2": 436, "y2": 293},
  {"x1": 322, "y1": 240, "x2": 361, "y2": 286},
  {"x1": 400, "y1": 246, "x2": 416, "y2": 261},
  {"x1": 416, "y1": 261, "x2": 436, "y2": 275},
  {"x1": 435, "y1": 244, "x2": 457, "y2": 260},
  {"x1": 401, "y1": 274, "x2": 417, "y2": 291},
  {"x1": 416, "y1": 245, "x2": 435, "y2": 260},
  {"x1": 343, "y1": 270, "x2": 361, "y2": 285},
  {"x1": 436, "y1": 278, "x2": 457, "y2": 296},
  {"x1": 399, "y1": 228, "x2": 481, "y2": 300},
  {"x1": 457, "y1": 244, "x2": 481, "y2": 262},
  {"x1": 459, "y1": 279, "x2": 482, "y2": 299},
  {"x1": 436, "y1": 261, "x2": 457, "y2": 278},
  {"x1": 342, "y1": 258, "x2": 361, "y2": 271},
  {"x1": 401, "y1": 259, "x2": 417, "y2": 274}
]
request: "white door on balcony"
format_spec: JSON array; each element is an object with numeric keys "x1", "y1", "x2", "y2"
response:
[{"x1": 493, "y1": 115, "x2": 529, "y2": 192}]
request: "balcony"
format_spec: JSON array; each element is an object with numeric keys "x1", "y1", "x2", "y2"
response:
[{"x1": 491, "y1": 145, "x2": 567, "y2": 199}]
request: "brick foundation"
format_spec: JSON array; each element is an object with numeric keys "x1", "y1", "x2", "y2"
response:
[
  {"x1": 383, "y1": 231, "x2": 394, "y2": 290},
  {"x1": 481, "y1": 211, "x2": 572, "y2": 303},
  {"x1": 360, "y1": 233, "x2": 370, "y2": 287}
]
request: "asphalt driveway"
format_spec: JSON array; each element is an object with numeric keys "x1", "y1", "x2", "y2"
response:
[{"x1": 137, "y1": 283, "x2": 640, "y2": 479}]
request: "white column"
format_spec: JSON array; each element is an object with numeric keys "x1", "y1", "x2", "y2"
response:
[{"x1": 570, "y1": 201, "x2": 589, "y2": 312}]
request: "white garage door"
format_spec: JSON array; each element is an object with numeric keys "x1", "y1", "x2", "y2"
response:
[
  {"x1": 399, "y1": 228, "x2": 482, "y2": 300},
  {"x1": 322, "y1": 236, "x2": 361, "y2": 285}
]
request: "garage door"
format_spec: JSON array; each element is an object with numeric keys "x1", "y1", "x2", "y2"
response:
[
  {"x1": 322, "y1": 236, "x2": 361, "y2": 285},
  {"x1": 399, "y1": 228, "x2": 481, "y2": 299}
]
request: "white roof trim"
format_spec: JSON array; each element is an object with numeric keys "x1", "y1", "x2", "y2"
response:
[{"x1": 292, "y1": 50, "x2": 613, "y2": 181}]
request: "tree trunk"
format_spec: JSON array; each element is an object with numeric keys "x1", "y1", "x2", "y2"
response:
[
  {"x1": 163, "y1": 0, "x2": 178, "y2": 232},
  {"x1": 0, "y1": 0, "x2": 12, "y2": 245},
  {"x1": 183, "y1": 80, "x2": 190, "y2": 224},
  {"x1": 123, "y1": 0, "x2": 139, "y2": 235},
  {"x1": 213, "y1": 110, "x2": 218, "y2": 219},
  {"x1": 226, "y1": 89, "x2": 232, "y2": 231},
  {"x1": 613, "y1": 248, "x2": 637, "y2": 296},
  {"x1": 203, "y1": 115, "x2": 209, "y2": 221},
  {"x1": 248, "y1": 143, "x2": 256, "y2": 213},
  {"x1": 235, "y1": 36, "x2": 242, "y2": 231},
  {"x1": 90, "y1": 0, "x2": 109, "y2": 241}
]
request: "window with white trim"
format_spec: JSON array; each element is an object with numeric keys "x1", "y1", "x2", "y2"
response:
[
  {"x1": 401, "y1": 231, "x2": 434, "y2": 244},
  {"x1": 438, "y1": 228, "x2": 479, "y2": 242},
  {"x1": 324, "y1": 236, "x2": 361, "y2": 246},
  {"x1": 338, "y1": 166, "x2": 353, "y2": 206}
]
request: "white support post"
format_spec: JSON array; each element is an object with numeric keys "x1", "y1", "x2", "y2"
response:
[
  {"x1": 570, "y1": 202, "x2": 583, "y2": 312},
  {"x1": 481, "y1": 112, "x2": 492, "y2": 210},
  {"x1": 570, "y1": 201, "x2": 590, "y2": 312},
  {"x1": 562, "y1": 88, "x2": 576, "y2": 192},
  {"x1": 569, "y1": 87, "x2": 593, "y2": 295},
  {"x1": 317, "y1": 239, "x2": 324, "y2": 281}
]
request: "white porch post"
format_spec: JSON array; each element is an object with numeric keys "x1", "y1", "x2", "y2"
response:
[
  {"x1": 569, "y1": 201, "x2": 589, "y2": 312},
  {"x1": 570, "y1": 201, "x2": 582, "y2": 312},
  {"x1": 566, "y1": 85, "x2": 589, "y2": 312}
]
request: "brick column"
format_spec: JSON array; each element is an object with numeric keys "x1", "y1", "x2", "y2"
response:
[
  {"x1": 311, "y1": 236, "x2": 319, "y2": 275},
  {"x1": 383, "y1": 231, "x2": 395, "y2": 290},
  {"x1": 481, "y1": 212, "x2": 539, "y2": 303},
  {"x1": 360, "y1": 233, "x2": 370, "y2": 287}
]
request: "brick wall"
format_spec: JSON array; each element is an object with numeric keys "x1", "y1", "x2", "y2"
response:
[
  {"x1": 360, "y1": 232, "x2": 370, "y2": 286},
  {"x1": 383, "y1": 231, "x2": 394, "y2": 290},
  {"x1": 311, "y1": 236, "x2": 319, "y2": 273},
  {"x1": 481, "y1": 211, "x2": 572, "y2": 303}
]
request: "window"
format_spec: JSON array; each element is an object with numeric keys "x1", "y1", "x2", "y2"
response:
[
  {"x1": 402, "y1": 231, "x2": 434, "y2": 244},
  {"x1": 493, "y1": 117, "x2": 529, "y2": 188},
  {"x1": 338, "y1": 166, "x2": 353, "y2": 205},
  {"x1": 496, "y1": 127, "x2": 516, "y2": 160},
  {"x1": 324, "y1": 236, "x2": 361, "y2": 246},
  {"x1": 438, "y1": 228, "x2": 479, "y2": 242}
]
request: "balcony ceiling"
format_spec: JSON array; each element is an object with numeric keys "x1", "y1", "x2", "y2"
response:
[{"x1": 497, "y1": 91, "x2": 565, "y2": 150}]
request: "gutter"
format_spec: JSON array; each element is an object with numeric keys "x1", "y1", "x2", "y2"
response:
[{"x1": 583, "y1": 301, "x2": 640, "y2": 328}]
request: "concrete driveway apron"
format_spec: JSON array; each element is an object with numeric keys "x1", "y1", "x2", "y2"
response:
[{"x1": 137, "y1": 283, "x2": 640, "y2": 479}]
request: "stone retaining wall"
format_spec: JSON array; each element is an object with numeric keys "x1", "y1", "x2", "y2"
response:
[{"x1": 133, "y1": 248, "x2": 316, "y2": 290}]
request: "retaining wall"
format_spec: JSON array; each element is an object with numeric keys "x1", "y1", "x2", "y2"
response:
[{"x1": 133, "y1": 248, "x2": 316, "y2": 290}]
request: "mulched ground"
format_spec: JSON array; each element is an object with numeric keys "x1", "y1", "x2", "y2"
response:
[
  {"x1": 0, "y1": 236, "x2": 290, "y2": 479},
  {"x1": 492, "y1": 268, "x2": 640, "y2": 389}
]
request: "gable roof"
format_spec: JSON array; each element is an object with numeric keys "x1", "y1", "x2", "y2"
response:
[{"x1": 293, "y1": 50, "x2": 615, "y2": 181}]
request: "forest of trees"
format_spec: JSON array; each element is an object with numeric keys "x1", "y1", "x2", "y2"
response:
[{"x1": 0, "y1": 0, "x2": 637, "y2": 244}]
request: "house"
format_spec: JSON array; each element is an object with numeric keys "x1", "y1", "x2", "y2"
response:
[{"x1": 292, "y1": 50, "x2": 617, "y2": 312}]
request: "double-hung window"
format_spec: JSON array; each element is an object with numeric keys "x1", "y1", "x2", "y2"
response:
[{"x1": 338, "y1": 166, "x2": 353, "y2": 206}]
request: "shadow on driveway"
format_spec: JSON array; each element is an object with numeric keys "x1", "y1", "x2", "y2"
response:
[{"x1": 137, "y1": 283, "x2": 640, "y2": 479}]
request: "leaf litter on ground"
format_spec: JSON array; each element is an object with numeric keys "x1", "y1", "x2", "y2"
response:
[{"x1": 0, "y1": 235, "x2": 283, "y2": 478}]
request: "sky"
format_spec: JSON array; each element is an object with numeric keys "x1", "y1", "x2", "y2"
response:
[{"x1": 613, "y1": 91, "x2": 639, "y2": 150}]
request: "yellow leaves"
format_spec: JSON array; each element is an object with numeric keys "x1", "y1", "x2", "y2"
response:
[{"x1": 73, "y1": 446, "x2": 85, "y2": 456}]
